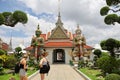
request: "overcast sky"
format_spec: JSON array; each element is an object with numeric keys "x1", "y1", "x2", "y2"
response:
[{"x1": 0, "y1": 0, "x2": 120, "y2": 49}]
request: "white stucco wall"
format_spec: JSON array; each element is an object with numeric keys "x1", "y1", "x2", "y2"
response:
[{"x1": 45, "y1": 47, "x2": 72, "y2": 64}]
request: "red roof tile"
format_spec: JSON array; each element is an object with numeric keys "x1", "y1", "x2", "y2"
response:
[
  {"x1": 45, "y1": 42, "x2": 73, "y2": 47},
  {"x1": 25, "y1": 43, "x2": 93, "y2": 50}
]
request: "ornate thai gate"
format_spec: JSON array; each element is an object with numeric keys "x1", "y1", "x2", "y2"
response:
[{"x1": 53, "y1": 49, "x2": 65, "y2": 63}]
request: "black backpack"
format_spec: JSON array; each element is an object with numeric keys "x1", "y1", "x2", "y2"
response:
[
  {"x1": 46, "y1": 62, "x2": 50, "y2": 73},
  {"x1": 14, "y1": 62, "x2": 20, "y2": 73}
]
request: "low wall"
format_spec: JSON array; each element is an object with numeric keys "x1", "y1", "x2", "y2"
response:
[
  {"x1": 74, "y1": 68, "x2": 91, "y2": 80},
  {"x1": 28, "y1": 70, "x2": 39, "y2": 80}
]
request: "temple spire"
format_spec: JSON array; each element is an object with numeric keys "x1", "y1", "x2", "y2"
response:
[
  {"x1": 56, "y1": 0, "x2": 63, "y2": 26},
  {"x1": 8, "y1": 32, "x2": 13, "y2": 51},
  {"x1": 58, "y1": 0, "x2": 60, "y2": 16}
]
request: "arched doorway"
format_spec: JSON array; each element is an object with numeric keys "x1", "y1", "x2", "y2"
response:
[{"x1": 53, "y1": 49, "x2": 65, "y2": 63}]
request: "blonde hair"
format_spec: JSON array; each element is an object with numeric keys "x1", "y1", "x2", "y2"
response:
[
  {"x1": 23, "y1": 54, "x2": 28, "y2": 58},
  {"x1": 41, "y1": 52, "x2": 48, "y2": 57}
]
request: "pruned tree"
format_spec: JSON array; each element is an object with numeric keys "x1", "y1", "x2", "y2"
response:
[
  {"x1": 100, "y1": 38, "x2": 120, "y2": 57},
  {"x1": 100, "y1": 40, "x2": 107, "y2": 50},
  {"x1": 0, "y1": 10, "x2": 28, "y2": 27},
  {"x1": 100, "y1": 0, "x2": 120, "y2": 25},
  {"x1": 93, "y1": 49, "x2": 102, "y2": 58},
  {"x1": 15, "y1": 47, "x2": 22, "y2": 60}
]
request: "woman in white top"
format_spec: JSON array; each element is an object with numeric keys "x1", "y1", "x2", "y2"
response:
[{"x1": 39, "y1": 52, "x2": 48, "y2": 80}]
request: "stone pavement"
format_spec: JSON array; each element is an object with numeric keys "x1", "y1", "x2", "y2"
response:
[{"x1": 28, "y1": 64, "x2": 86, "y2": 80}]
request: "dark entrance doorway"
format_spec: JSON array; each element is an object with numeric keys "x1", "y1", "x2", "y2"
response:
[{"x1": 53, "y1": 49, "x2": 65, "y2": 63}]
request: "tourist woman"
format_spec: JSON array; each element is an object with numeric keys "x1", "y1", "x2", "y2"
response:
[
  {"x1": 19, "y1": 54, "x2": 28, "y2": 80},
  {"x1": 39, "y1": 52, "x2": 49, "y2": 80}
]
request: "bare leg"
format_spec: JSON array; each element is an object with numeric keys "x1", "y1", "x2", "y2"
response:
[
  {"x1": 20, "y1": 76, "x2": 23, "y2": 80},
  {"x1": 40, "y1": 74, "x2": 45, "y2": 80},
  {"x1": 23, "y1": 76, "x2": 28, "y2": 80}
]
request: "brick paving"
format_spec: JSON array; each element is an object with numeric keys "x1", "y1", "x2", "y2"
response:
[{"x1": 28, "y1": 64, "x2": 86, "y2": 80}]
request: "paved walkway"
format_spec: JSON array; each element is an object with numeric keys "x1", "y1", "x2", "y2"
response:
[{"x1": 29, "y1": 64, "x2": 86, "y2": 80}]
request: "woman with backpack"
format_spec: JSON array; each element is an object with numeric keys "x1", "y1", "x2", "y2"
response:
[
  {"x1": 19, "y1": 54, "x2": 28, "y2": 80},
  {"x1": 39, "y1": 51, "x2": 49, "y2": 80}
]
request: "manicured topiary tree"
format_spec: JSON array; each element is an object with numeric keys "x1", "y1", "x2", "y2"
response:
[
  {"x1": 0, "y1": 10, "x2": 28, "y2": 27},
  {"x1": 93, "y1": 49, "x2": 102, "y2": 58},
  {"x1": 100, "y1": 38, "x2": 120, "y2": 57},
  {"x1": 14, "y1": 47, "x2": 22, "y2": 61},
  {"x1": 0, "y1": 13, "x2": 5, "y2": 25},
  {"x1": 100, "y1": 0, "x2": 120, "y2": 25}
]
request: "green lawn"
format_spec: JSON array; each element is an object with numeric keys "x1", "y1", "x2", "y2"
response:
[
  {"x1": 80, "y1": 68, "x2": 105, "y2": 80},
  {"x1": 0, "y1": 69, "x2": 37, "y2": 80}
]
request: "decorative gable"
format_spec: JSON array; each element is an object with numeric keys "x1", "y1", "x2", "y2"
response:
[{"x1": 49, "y1": 26, "x2": 69, "y2": 39}]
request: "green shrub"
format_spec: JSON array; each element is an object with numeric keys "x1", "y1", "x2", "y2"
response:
[
  {"x1": 105, "y1": 74, "x2": 120, "y2": 80},
  {"x1": 34, "y1": 63, "x2": 39, "y2": 70},
  {"x1": 4, "y1": 55, "x2": 17, "y2": 68},
  {"x1": 0, "y1": 50, "x2": 6, "y2": 55},
  {"x1": 69, "y1": 60, "x2": 73, "y2": 66},
  {"x1": 28, "y1": 57, "x2": 39, "y2": 70},
  {"x1": 101, "y1": 52, "x2": 109, "y2": 57},
  {"x1": 93, "y1": 56, "x2": 98, "y2": 67},
  {"x1": 87, "y1": 61, "x2": 94, "y2": 69},
  {"x1": 0, "y1": 63, "x2": 4, "y2": 75},
  {"x1": 112, "y1": 59, "x2": 120, "y2": 75},
  {"x1": 116, "y1": 59, "x2": 120, "y2": 68},
  {"x1": 97, "y1": 56, "x2": 117, "y2": 74},
  {"x1": 78, "y1": 60, "x2": 85, "y2": 68},
  {"x1": 28, "y1": 58, "x2": 35, "y2": 67},
  {"x1": 112, "y1": 69, "x2": 120, "y2": 75}
]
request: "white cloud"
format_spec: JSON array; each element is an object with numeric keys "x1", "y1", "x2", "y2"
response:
[
  {"x1": 19, "y1": 0, "x2": 58, "y2": 14},
  {"x1": 1, "y1": 0, "x2": 120, "y2": 49},
  {"x1": 0, "y1": 14, "x2": 56, "y2": 49}
]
